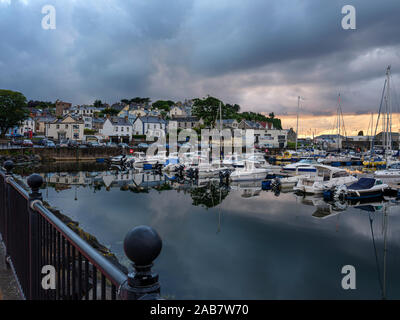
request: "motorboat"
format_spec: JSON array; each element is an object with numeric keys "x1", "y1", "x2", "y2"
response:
[
  {"x1": 273, "y1": 173, "x2": 315, "y2": 189},
  {"x1": 335, "y1": 178, "x2": 389, "y2": 200},
  {"x1": 230, "y1": 180, "x2": 262, "y2": 198},
  {"x1": 317, "y1": 154, "x2": 352, "y2": 166},
  {"x1": 230, "y1": 161, "x2": 269, "y2": 181},
  {"x1": 362, "y1": 156, "x2": 386, "y2": 167},
  {"x1": 374, "y1": 161, "x2": 400, "y2": 178},
  {"x1": 222, "y1": 153, "x2": 245, "y2": 168},
  {"x1": 184, "y1": 162, "x2": 231, "y2": 179},
  {"x1": 282, "y1": 159, "x2": 318, "y2": 175},
  {"x1": 133, "y1": 151, "x2": 168, "y2": 169},
  {"x1": 109, "y1": 154, "x2": 135, "y2": 165},
  {"x1": 293, "y1": 165, "x2": 357, "y2": 194}
]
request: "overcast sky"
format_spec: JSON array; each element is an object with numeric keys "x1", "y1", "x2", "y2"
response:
[{"x1": 1, "y1": 0, "x2": 400, "y2": 116}]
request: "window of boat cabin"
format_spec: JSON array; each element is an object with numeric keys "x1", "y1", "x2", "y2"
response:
[
  {"x1": 317, "y1": 168, "x2": 331, "y2": 181},
  {"x1": 332, "y1": 171, "x2": 349, "y2": 178}
]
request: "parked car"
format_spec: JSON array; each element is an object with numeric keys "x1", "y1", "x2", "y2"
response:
[
  {"x1": 67, "y1": 140, "x2": 79, "y2": 147},
  {"x1": 118, "y1": 143, "x2": 129, "y2": 148},
  {"x1": 57, "y1": 140, "x2": 69, "y2": 148},
  {"x1": 11, "y1": 139, "x2": 23, "y2": 146},
  {"x1": 137, "y1": 143, "x2": 149, "y2": 148},
  {"x1": 106, "y1": 142, "x2": 118, "y2": 148},
  {"x1": 22, "y1": 139, "x2": 33, "y2": 147},
  {"x1": 45, "y1": 141, "x2": 56, "y2": 148},
  {"x1": 39, "y1": 138, "x2": 49, "y2": 146},
  {"x1": 88, "y1": 141, "x2": 101, "y2": 147}
]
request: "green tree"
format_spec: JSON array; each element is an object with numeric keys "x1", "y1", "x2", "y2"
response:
[
  {"x1": 152, "y1": 100, "x2": 174, "y2": 112},
  {"x1": 192, "y1": 96, "x2": 231, "y2": 126},
  {"x1": 0, "y1": 90, "x2": 28, "y2": 137},
  {"x1": 84, "y1": 128, "x2": 96, "y2": 135},
  {"x1": 94, "y1": 99, "x2": 103, "y2": 108},
  {"x1": 27, "y1": 100, "x2": 55, "y2": 109},
  {"x1": 269, "y1": 112, "x2": 275, "y2": 119},
  {"x1": 99, "y1": 108, "x2": 119, "y2": 117},
  {"x1": 130, "y1": 97, "x2": 151, "y2": 105},
  {"x1": 189, "y1": 183, "x2": 229, "y2": 209}
]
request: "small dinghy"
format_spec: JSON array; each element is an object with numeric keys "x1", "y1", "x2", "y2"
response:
[{"x1": 335, "y1": 178, "x2": 388, "y2": 200}]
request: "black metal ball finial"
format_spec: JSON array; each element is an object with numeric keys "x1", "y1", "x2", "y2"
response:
[
  {"x1": 4, "y1": 160, "x2": 14, "y2": 173},
  {"x1": 27, "y1": 174, "x2": 43, "y2": 192},
  {"x1": 124, "y1": 226, "x2": 162, "y2": 266}
]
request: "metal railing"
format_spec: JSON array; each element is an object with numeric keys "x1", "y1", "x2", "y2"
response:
[{"x1": 0, "y1": 160, "x2": 163, "y2": 300}]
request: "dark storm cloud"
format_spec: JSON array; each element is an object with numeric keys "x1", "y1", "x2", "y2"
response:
[{"x1": 0, "y1": 0, "x2": 399, "y2": 115}]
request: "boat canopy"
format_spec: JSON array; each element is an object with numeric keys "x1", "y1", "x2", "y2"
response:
[{"x1": 348, "y1": 178, "x2": 376, "y2": 190}]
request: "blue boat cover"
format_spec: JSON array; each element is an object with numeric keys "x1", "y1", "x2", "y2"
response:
[{"x1": 348, "y1": 178, "x2": 375, "y2": 190}]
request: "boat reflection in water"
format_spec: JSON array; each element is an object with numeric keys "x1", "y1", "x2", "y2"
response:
[{"x1": 19, "y1": 165, "x2": 400, "y2": 299}]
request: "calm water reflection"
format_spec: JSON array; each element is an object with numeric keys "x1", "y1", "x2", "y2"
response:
[{"x1": 21, "y1": 165, "x2": 400, "y2": 299}]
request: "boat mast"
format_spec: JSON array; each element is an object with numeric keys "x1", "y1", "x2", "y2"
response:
[
  {"x1": 385, "y1": 66, "x2": 392, "y2": 159},
  {"x1": 337, "y1": 94, "x2": 341, "y2": 150},
  {"x1": 372, "y1": 74, "x2": 388, "y2": 157},
  {"x1": 296, "y1": 96, "x2": 300, "y2": 151}
]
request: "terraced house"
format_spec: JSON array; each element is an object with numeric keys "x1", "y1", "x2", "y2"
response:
[
  {"x1": 100, "y1": 116, "x2": 133, "y2": 143},
  {"x1": 132, "y1": 116, "x2": 167, "y2": 137},
  {"x1": 45, "y1": 115, "x2": 85, "y2": 141}
]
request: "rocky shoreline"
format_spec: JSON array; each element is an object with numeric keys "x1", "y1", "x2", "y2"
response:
[{"x1": 0, "y1": 154, "x2": 41, "y2": 167}]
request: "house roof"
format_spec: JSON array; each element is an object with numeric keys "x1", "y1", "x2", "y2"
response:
[
  {"x1": 137, "y1": 116, "x2": 167, "y2": 124},
  {"x1": 170, "y1": 116, "x2": 199, "y2": 122},
  {"x1": 216, "y1": 119, "x2": 237, "y2": 125},
  {"x1": 92, "y1": 118, "x2": 105, "y2": 123},
  {"x1": 110, "y1": 103, "x2": 126, "y2": 112},
  {"x1": 240, "y1": 120, "x2": 263, "y2": 129},
  {"x1": 52, "y1": 115, "x2": 84, "y2": 124},
  {"x1": 35, "y1": 116, "x2": 57, "y2": 122},
  {"x1": 109, "y1": 117, "x2": 132, "y2": 126},
  {"x1": 258, "y1": 121, "x2": 274, "y2": 129}
]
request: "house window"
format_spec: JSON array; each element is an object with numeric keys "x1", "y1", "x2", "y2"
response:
[
  {"x1": 115, "y1": 127, "x2": 118, "y2": 132},
  {"x1": 121, "y1": 127, "x2": 124, "y2": 132},
  {"x1": 56, "y1": 124, "x2": 60, "y2": 129},
  {"x1": 73, "y1": 125, "x2": 79, "y2": 129},
  {"x1": 65, "y1": 124, "x2": 69, "y2": 129}
]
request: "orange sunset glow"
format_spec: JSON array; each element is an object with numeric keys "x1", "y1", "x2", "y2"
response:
[{"x1": 277, "y1": 113, "x2": 400, "y2": 138}]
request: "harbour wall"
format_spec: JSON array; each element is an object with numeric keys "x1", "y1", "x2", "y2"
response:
[{"x1": 0, "y1": 147, "x2": 124, "y2": 161}]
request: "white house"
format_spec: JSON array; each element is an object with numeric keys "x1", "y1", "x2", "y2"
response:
[
  {"x1": 63, "y1": 105, "x2": 103, "y2": 117},
  {"x1": 100, "y1": 116, "x2": 133, "y2": 142},
  {"x1": 19, "y1": 118, "x2": 36, "y2": 135},
  {"x1": 168, "y1": 117, "x2": 202, "y2": 130},
  {"x1": 169, "y1": 106, "x2": 187, "y2": 118},
  {"x1": 257, "y1": 129, "x2": 288, "y2": 148},
  {"x1": 45, "y1": 115, "x2": 85, "y2": 141},
  {"x1": 132, "y1": 116, "x2": 167, "y2": 137},
  {"x1": 83, "y1": 116, "x2": 93, "y2": 129},
  {"x1": 35, "y1": 116, "x2": 57, "y2": 135}
]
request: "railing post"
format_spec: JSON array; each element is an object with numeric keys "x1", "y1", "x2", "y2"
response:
[
  {"x1": 119, "y1": 225, "x2": 162, "y2": 300},
  {"x1": 27, "y1": 174, "x2": 44, "y2": 300},
  {"x1": 3, "y1": 160, "x2": 14, "y2": 267}
]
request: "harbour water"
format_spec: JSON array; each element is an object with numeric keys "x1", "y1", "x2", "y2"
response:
[{"x1": 19, "y1": 164, "x2": 400, "y2": 299}]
